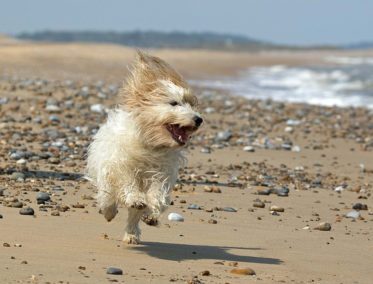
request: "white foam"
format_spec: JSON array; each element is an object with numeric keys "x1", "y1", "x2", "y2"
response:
[{"x1": 191, "y1": 64, "x2": 373, "y2": 109}]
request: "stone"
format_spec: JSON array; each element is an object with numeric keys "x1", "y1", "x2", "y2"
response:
[
  {"x1": 168, "y1": 213, "x2": 184, "y2": 222},
  {"x1": 11, "y1": 201, "x2": 23, "y2": 208},
  {"x1": 10, "y1": 172, "x2": 25, "y2": 181},
  {"x1": 215, "y1": 130, "x2": 232, "y2": 142},
  {"x1": 36, "y1": 192, "x2": 50, "y2": 204},
  {"x1": 208, "y1": 219, "x2": 217, "y2": 224},
  {"x1": 270, "y1": 205, "x2": 285, "y2": 212},
  {"x1": 230, "y1": 268, "x2": 256, "y2": 276},
  {"x1": 314, "y1": 222, "x2": 332, "y2": 231},
  {"x1": 19, "y1": 207, "x2": 34, "y2": 216},
  {"x1": 346, "y1": 210, "x2": 360, "y2": 219},
  {"x1": 253, "y1": 200, "x2": 265, "y2": 208},
  {"x1": 352, "y1": 203, "x2": 368, "y2": 210},
  {"x1": 243, "y1": 146, "x2": 255, "y2": 152},
  {"x1": 220, "y1": 207, "x2": 237, "y2": 212},
  {"x1": 188, "y1": 204, "x2": 202, "y2": 210},
  {"x1": 106, "y1": 267, "x2": 123, "y2": 275},
  {"x1": 90, "y1": 104, "x2": 106, "y2": 113},
  {"x1": 200, "y1": 270, "x2": 210, "y2": 276},
  {"x1": 257, "y1": 188, "x2": 271, "y2": 195},
  {"x1": 275, "y1": 187, "x2": 289, "y2": 197}
]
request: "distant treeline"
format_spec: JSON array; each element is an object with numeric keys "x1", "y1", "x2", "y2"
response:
[
  {"x1": 16, "y1": 30, "x2": 284, "y2": 50},
  {"x1": 16, "y1": 30, "x2": 343, "y2": 50}
]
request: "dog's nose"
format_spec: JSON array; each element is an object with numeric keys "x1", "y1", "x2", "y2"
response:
[{"x1": 194, "y1": 116, "x2": 203, "y2": 127}]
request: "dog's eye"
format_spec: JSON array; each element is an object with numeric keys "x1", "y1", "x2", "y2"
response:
[{"x1": 169, "y1": 101, "x2": 179, "y2": 106}]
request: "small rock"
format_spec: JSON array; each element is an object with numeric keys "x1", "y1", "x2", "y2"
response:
[
  {"x1": 230, "y1": 268, "x2": 256, "y2": 276},
  {"x1": 0, "y1": 214, "x2": 3, "y2": 219},
  {"x1": 270, "y1": 205, "x2": 284, "y2": 212},
  {"x1": 314, "y1": 222, "x2": 332, "y2": 231},
  {"x1": 51, "y1": 210, "x2": 60, "y2": 216},
  {"x1": 243, "y1": 146, "x2": 255, "y2": 152},
  {"x1": 11, "y1": 201, "x2": 23, "y2": 208},
  {"x1": 220, "y1": 207, "x2": 237, "y2": 212},
  {"x1": 188, "y1": 204, "x2": 202, "y2": 210},
  {"x1": 200, "y1": 147, "x2": 211, "y2": 154},
  {"x1": 208, "y1": 219, "x2": 217, "y2": 224},
  {"x1": 19, "y1": 207, "x2": 34, "y2": 216},
  {"x1": 106, "y1": 267, "x2": 123, "y2": 275},
  {"x1": 253, "y1": 200, "x2": 265, "y2": 208},
  {"x1": 168, "y1": 213, "x2": 184, "y2": 222},
  {"x1": 10, "y1": 172, "x2": 25, "y2": 181},
  {"x1": 275, "y1": 187, "x2": 289, "y2": 197},
  {"x1": 200, "y1": 270, "x2": 210, "y2": 276},
  {"x1": 346, "y1": 210, "x2": 360, "y2": 219},
  {"x1": 90, "y1": 104, "x2": 106, "y2": 113},
  {"x1": 352, "y1": 203, "x2": 368, "y2": 210},
  {"x1": 216, "y1": 130, "x2": 232, "y2": 142},
  {"x1": 36, "y1": 192, "x2": 50, "y2": 204},
  {"x1": 257, "y1": 188, "x2": 271, "y2": 195}
]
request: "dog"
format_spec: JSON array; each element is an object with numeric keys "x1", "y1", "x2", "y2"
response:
[{"x1": 86, "y1": 51, "x2": 202, "y2": 244}]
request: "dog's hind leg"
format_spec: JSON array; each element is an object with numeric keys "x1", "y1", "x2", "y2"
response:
[{"x1": 123, "y1": 207, "x2": 143, "y2": 244}]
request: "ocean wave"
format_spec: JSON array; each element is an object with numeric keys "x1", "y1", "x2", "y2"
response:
[{"x1": 191, "y1": 63, "x2": 373, "y2": 109}]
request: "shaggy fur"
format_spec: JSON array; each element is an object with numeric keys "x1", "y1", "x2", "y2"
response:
[{"x1": 86, "y1": 51, "x2": 202, "y2": 244}]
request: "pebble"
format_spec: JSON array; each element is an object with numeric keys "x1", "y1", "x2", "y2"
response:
[
  {"x1": 243, "y1": 146, "x2": 255, "y2": 152},
  {"x1": 188, "y1": 204, "x2": 202, "y2": 210},
  {"x1": 0, "y1": 214, "x2": 3, "y2": 219},
  {"x1": 19, "y1": 207, "x2": 34, "y2": 216},
  {"x1": 90, "y1": 104, "x2": 106, "y2": 113},
  {"x1": 106, "y1": 267, "x2": 123, "y2": 275},
  {"x1": 230, "y1": 268, "x2": 256, "y2": 276},
  {"x1": 346, "y1": 210, "x2": 360, "y2": 219},
  {"x1": 168, "y1": 213, "x2": 184, "y2": 222},
  {"x1": 200, "y1": 147, "x2": 211, "y2": 154},
  {"x1": 200, "y1": 270, "x2": 210, "y2": 276},
  {"x1": 220, "y1": 207, "x2": 237, "y2": 212},
  {"x1": 275, "y1": 187, "x2": 289, "y2": 197},
  {"x1": 10, "y1": 172, "x2": 25, "y2": 181},
  {"x1": 11, "y1": 201, "x2": 23, "y2": 208},
  {"x1": 36, "y1": 192, "x2": 50, "y2": 204},
  {"x1": 257, "y1": 188, "x2": 271, "y2": 195},
  {"x1": 253, "y1": 200, "x2": 265, "y2": 208},
  {"x1": 51, "y1": 210, "x2": 60, "y2": 216},
  {"x1": 352, "y1": 203, "x2": 368, "y2": 210},
  {"x1": 334, "y1": 186, "x2": 345, "y2": 192},
  {"x1": 215, "y1": 130, "x2": 232, "y2": 142},
  {"x1": 314, "y1": 222, "x2": 332, "y2": 231},
  {"x1": 208, "y1": 219, "x2": 217, "y2": 224},
  {"x1": 270, "y1": 205, "x2": 285, "y2": 212}
]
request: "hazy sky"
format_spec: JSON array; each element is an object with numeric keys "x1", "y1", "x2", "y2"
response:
[{"x1": 1, "y1": 0, "x2": 372, "y2": 45}]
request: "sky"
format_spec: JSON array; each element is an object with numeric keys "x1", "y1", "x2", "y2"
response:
[{"x1": 1, "y1": 0, "x2": 372, "y2": 46}]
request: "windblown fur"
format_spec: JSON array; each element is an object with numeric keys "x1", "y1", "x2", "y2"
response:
[{"x1": 86, "y1": 51, "x2": 202, "y2": 244}]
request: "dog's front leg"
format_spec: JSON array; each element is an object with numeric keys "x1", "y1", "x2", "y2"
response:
[{"x1": 123, "y1": 207, "x2": 144, "y2": 244}]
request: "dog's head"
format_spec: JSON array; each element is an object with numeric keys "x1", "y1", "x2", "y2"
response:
[{"x1": 121, "y1": 51, "x2": 202, "y2": 149}]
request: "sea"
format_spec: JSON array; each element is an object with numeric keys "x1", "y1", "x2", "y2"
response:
[{"x1": 192, "y1": 56, "x2": 373, "y2": 109}]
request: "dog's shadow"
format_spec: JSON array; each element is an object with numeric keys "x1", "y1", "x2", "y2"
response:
[{"x1": 130, "y1": 242, "x2": 282, "y2": 265}]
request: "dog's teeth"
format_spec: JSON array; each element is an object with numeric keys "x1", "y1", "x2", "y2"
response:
[{"x1": 178, "y1": 135, "x2": 182, "y2": 141}]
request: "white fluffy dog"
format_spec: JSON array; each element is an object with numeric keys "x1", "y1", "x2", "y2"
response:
[{"x1": 86, "y1": 51, "x2": 202, "y2": 244}]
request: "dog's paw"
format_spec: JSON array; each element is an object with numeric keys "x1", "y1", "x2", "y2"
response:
[
  {"x1": 141, "y1": 215, "x2": 159, "y2": 226},
  {"x1": 100, "y1": 204, "x2": 118, "y2": 222},
  {"x1": 123, "y1": 233, "x2": 140, "y2": 245},
  {"x1": 130, "y1": 201, "x2": 147, "y2": 210}
]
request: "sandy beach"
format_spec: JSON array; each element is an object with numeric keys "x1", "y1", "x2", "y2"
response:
[{"x1": 0, "y1": 39, "x2": 373, "y2": 284}]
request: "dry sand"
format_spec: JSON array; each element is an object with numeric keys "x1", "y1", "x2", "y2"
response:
[{"x1": 0, "y1": 39, "x2": 372, "y2": 283}]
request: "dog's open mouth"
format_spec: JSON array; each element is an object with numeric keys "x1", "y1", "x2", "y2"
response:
[{"x1": 166, "y1": 124, "x2": 195, "y2": 145}]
